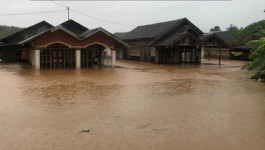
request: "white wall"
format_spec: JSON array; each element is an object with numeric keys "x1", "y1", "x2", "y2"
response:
[
  {"x1": 104, "y1": 48, "x2": 112, "y2": 57},
  {"x1": 116, "y1": 48, "x2": 123, "y2": 59}
]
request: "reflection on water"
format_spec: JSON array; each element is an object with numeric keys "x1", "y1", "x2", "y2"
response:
[{"x1": 0, "y1": 60, "x2": 265, "y2": 150}]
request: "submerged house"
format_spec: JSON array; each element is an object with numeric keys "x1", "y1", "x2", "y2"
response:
[
  {"x1": 0, "y1": 19, "x2": 128, "y2": 69},
  {"x1": 114, "y1": 18, "x2": 228, "y2": 64},
  {"x1": 200, "y1": 30, "x2": 251, "y2": 60}
]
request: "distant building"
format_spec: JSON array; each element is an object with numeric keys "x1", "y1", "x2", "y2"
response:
[
  {"x1": 114, "y1": 18, "x2": 228, "y2": 64},
  {"x1": 201, "y1": 30, "x2": 251, "y2": 60},
  {"x1": 0, "y1": 20, "x2": 128, "y2": 69}
]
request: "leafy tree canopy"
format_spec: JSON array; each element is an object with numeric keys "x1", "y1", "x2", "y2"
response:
[
  {"x1": 226, "y1": 24, "x2": 239, "y2": 31},
  {"x1": 230, "y1": 20, "x2": 265, "y2": 46},
  {"x1": 0, "y1": 25, "x2": 23, "y2": 40},
  {"x1": 210, "y1": 26, "x2": 222, "y2": 32},
  {"x1": 244, "y1": 35, "x2": 265, "y2": 80},
  {"x1": 241, "y1": 20, "x2": 265, "y2": 81}
]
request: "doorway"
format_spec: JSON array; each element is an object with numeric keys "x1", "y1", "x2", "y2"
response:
[{"x1": 52, "y1": 49, "x2": 64, "y2": 68}]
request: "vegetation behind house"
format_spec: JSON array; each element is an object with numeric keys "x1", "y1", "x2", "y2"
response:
[{"x1": 0, "y1": 25, "x2": 23, "y2": 40}]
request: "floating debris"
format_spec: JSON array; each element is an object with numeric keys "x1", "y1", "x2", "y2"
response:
[
  {"x1": 137, "y1": 124, "x2": 151, "y2": 129},
  {"x1": 81, "y1": 128, "x2": 90, "y2": 133},
  {"x1": 113, "y1": 115, "x2": 120, "y2": 118}
]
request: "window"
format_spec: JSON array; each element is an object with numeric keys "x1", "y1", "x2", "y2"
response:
[
  {"x1": 40, "y1": 49, "x2": 50, "y2": 69},
  {"x1": 65, "y1": 49, "x2": 76, "y2": 68}
]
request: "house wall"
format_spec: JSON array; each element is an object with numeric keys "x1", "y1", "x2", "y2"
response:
[
  {"x1": 116, "y1": 48, "x2": 123, "y2": 59},
  {"x1": 155, "y1": 46, "x2": 200, "y2": 64},
  {"x1": 1, "y1": 45, "x2": 20, "y2": 62},
  {"x1": 203, "y1": 48, "x2": 230, "y2": 59},
  {"x1": 33, "y1": 30, "x2": 117, "y2": 49},
  {"x1": 28, "y1": 49, "x2": 35, "y2": 66},
  {"x1": 0, "y1": 47, "x2": 2, "y2": 60},
  {"x1": 124, "y1": 39, "x2": 154, "y2": 61}
]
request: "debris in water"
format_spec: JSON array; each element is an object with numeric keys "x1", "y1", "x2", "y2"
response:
[
  {"x1": 81, "y1": 128, "x2": 90, "y2": 133},
  {"x1": 114, "y1": 115, "x2": 120, "y2": 118},
  {"x1": 137, "y1": 124, "x2": 151, "y2": 129}
]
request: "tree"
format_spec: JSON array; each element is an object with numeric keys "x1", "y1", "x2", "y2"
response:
[
  {"x1": 210, "y1": 26, "x2": 222, "y2": 32},
  {"x1": 226, "y1": 24, "x2": 239, "y2": 31},
  {"x1": 244, "y1": 35, "x2": 265, "y2": 81},
  {"x1": 241, "y1": 20, "x2": 265, "y2": 81},
  {"x1": 0, "y1": 25, "x2": 23, "y2": 39},
  {"x1": 231, "y1": 20, "x2": 265, "y2": 46}
]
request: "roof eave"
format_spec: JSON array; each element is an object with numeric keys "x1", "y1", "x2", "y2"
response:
[
  {"x1": 168, "y1": 32, "x2": 199, "y2": 48},
  {"x1": 200, "y1": 33, "x2": 230, "y2": 47},
  {"x1": 51, "y1": 25, "x2": 82, "y2": 40},
  {"x1": 82, "y1": 28, "x2": 130, "y2": 48}
]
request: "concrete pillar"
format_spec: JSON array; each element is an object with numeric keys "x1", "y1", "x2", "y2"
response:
[
  {"x1": 111, "y1": 49, "x2": 116, "y2": 68},
  {"x1": 75, "y1": 49, "x2": 81, "y2": 69},
  {"x1": 35, "y1": 49, "x2": 40, "y2": 70},
  {"x1": 201, "y1": 46, "x2": 205, "y2": 58}
]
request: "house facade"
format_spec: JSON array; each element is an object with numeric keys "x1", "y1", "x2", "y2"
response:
[
  {"x1": 186, "y1": 30, "x2": 251, "y2": 60},
  {"x1": 115, "y1": 18, "x2": 228, "y2": 64},
  {"x1": 0, "y1": 20, "x2": 128, "y2": 69}
]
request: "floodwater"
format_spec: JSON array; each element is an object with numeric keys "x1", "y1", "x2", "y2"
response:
[{"x1": 0, "y1": 59, "x2": 265, "y2": 150}]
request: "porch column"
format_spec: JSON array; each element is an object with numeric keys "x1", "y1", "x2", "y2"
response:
[
  {"x1": 35, "y1": 49, "x2": 40, "y2": 70},
  {"x1": 111, "y1": 49, "x2": 116, "y2": 68},
  {"x1": 201, "y1": 46, "x2": 205, "y2": 58},
  {"x1": 75, "y1": 49, "x2": 81, "y2": 69}
]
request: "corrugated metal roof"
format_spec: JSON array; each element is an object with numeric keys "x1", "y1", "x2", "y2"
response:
[
  {"x1": 198, "y1": 34, "x2": 212, "y2": 41},
  {"x1": 115, "y1": 18, "x2": 186, "y2": 40},
  {"x1": 153, "y1": 32, "x2": 187, "y2": 47},
  {"x1": 0, "y1": 21, "x2": 53, "y2": 45},
  {"x1": 214, "y1": 30, "x2": 236, "y2": 43},
  {"x1": 61, "y1": 19, "x2": 88, "y2": 35}
]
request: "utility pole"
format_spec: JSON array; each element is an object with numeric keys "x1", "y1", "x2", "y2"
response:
[{"x1": 67, "y1": 7, "x2": 69, "y2": 20}]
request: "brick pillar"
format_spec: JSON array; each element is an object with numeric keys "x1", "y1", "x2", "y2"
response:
[
  {"x1": 35, "y1": 49, "x2": 40, "y2": 70},
  {"x1": 75, "y1": 49, "x2": 81, "y2": 69},
  {"x1": 111, "y1": 49, "x2": 116, "y2": 68}
]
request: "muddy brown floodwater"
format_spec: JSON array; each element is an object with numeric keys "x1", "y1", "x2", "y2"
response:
[{"x1": 0, "y1": 59, "x2": 265, "y2": 150}]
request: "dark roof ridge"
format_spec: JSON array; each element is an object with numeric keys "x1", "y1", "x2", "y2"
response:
[
  {"x1": 0, "y1": 20, "x2": 53, "y2": 41},
  {"x1": 60, "y1": 19, "x2": 89, "y2": 35},
  {"x1": 154, "y1": 18, "x2": 203, "y2": 43},
  {"x1": 137, "y1": 18, "x2": 186, "y2": 28}
]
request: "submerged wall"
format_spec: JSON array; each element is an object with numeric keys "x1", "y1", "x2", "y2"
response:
[
  {"x1": 203, "y1": 48, "x2": 230, "y2": 59},
  {"x1": 1, "y1": 45, "x2": 20, "y2": 62}
]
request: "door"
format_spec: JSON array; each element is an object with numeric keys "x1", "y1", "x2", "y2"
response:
[{"x1": 52, "y1": 49, "x2": 64, "y2": 68}]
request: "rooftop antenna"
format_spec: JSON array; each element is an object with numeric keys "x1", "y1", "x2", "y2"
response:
[
  {"x1": 50, "y1": 0, "x2": 69, "y2": 20},
  {"x1": 67, "y1": 7, "x2": 69, "y2": 20}
]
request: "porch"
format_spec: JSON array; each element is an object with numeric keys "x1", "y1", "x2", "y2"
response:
[
  {"x1": 29, "y1": 43, "x2": 116, "y2": 70},
  {"x1": 155, "y1": 46, "x2": 201, "y2": 64}
]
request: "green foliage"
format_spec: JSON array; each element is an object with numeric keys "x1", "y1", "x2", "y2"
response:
[
  {"x1": 210, "y1": 26, "x2": 222, "y2": 32},
  {"x1": 0, "y1": 25, "x2": 23, "y2": 40},
  {"x1": 232, "y1": 20, "x2": 265, "y2": 46},
  {"x1": 245, "y1": 37, "x2": 265, "y2": 80},
  {"x1": 226, "y1": 24, "x2": 239, "y2": 31}
]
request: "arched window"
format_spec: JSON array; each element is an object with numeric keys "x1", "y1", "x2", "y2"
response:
[
  {"x1": 40, "y1": 43, "x2": 75, "y2": 69},
  {"x1": 81, "y1": 44, "x2": 106, "y2": 68}
]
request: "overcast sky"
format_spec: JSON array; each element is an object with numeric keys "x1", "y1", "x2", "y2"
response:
[{"x1": 0, "y1": 0, "x2": 264, "y2": 33}]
